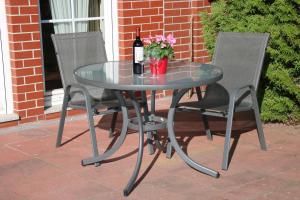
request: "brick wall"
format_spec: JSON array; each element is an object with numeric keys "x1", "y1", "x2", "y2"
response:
[
  {"x1": 118, "y1": 0, "x2": 211, "y2": 97},
  {"x1": 118, "y1": 0, "x2": 211, "y2": 62},
  {"x1": 5, "y1": 0, "x2": 45, "y2": 124}
]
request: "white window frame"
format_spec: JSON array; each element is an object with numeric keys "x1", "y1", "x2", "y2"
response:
[
  {"x1": 0, "y1": 0, "x2": 13, "y2": 115},
  {"x1": 40, "y1": 0, "x2": 119, "y2": 109}
]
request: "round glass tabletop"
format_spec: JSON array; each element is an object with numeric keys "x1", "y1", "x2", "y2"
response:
[{"x1": 74, "y1": 60, "x2": 223, "y2": 91}]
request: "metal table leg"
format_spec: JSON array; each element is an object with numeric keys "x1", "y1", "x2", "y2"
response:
[
  {"x1": 167, "y1": 88, "x2": 220, "y2": 178},
  {"x1": 81, "y1": 90, "x2": 129, "y2": 166},
  {"x1": 123, "y1": 91, "x2": 145, "y2": 196}
]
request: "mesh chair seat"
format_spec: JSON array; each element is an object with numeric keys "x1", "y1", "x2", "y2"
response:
[{"x1": 179, "y1": 83, "x2": 253, "y2": 114}]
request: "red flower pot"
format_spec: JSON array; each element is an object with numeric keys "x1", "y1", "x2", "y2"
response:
[{"x1": 150, "y1": 57, "x2": 168, "y2": 75}]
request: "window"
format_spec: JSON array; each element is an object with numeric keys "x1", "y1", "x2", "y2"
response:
[{"x1": 39, "y1": 0, "x2": 118, "y2": 108}]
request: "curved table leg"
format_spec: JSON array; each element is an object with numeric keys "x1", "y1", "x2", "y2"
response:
[
  {"x1": 167, "y1": 88, "x2": 220, "y2": 178},
  {"x1": 81, "y1": 90, "x2": 128, "y2": 166},
  {"x1": 123, "y1": 91, "x2": 145, "y2": 196}
]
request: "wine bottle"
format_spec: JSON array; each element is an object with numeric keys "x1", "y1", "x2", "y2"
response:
[{"x1": 133, "y1": 27, "x2": 144, "y2": 74}]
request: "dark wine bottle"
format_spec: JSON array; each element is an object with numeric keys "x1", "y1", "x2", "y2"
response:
[{"x1": 133, "y1": 27, "x2": 144, "y2": 74}]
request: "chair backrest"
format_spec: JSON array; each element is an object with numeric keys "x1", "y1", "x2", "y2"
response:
[
  {"x1": 212, "y1": 32, "x2": 269, "y2": 94},
  {"x1": 51, "y1": 31, "x2": 107, "y2": 88}
]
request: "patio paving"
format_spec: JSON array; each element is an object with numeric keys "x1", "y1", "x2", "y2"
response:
[{"x1": 0, "y1": 96, "x2": 299, "y2": 200}]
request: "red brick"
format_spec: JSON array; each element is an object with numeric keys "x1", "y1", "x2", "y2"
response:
[
  {"x1": 22, "y1": 41, "x2": 41, "y2": 50},
  {"x1": 12, "y1": 51, "x2": 33, "y2": 59},
  {"x1": 30, "y1": 0, "x2": 38, "y2": 5},
  {"x1": 151, "y1": 15, "x2": 163, "y2": 23},
  {"x1": 181, "y1": 23, "x2": 191, "y2": 30},
  {"x1": 10, "y1": 42, "x2": 22, "y2": 50},
  {"x1": 19, "y1": 116, "x2": 37, "y2": 124},
  {"x1": 133, "y1": 16, "x2": 150, "y2": 24},
  {"x1": 13, "y1": 93, "x2": 26, "y2": 101},
  {"x1": 17, "y1": 100, "x2": 36, "y2": 110},
  {"x1": 34, "y1": 67, "x2": 43, "y2": 75},
  {"x1": 132, "y1": 1, "x2": 150, "y2": 9},
  {"x1": 181, "y1": 8, "x2": 191, "y2": 15},
  {"x1": 120, "y1": 10, "x2": 141, "y2": 17},
  {"x1": 118, "y1": 18, "x2": 132, "y2": 26},
  {"x1": 142, "y1": 23, "x2": 159, "y2": 31},
  {"x1": 20, "y1": 6, "x2": 38, "y2": 14},
  {"x1": 150, "y1": 1, "x2": 163, "y2": 7},
  {"x1": 12, "y1": 77, "x2": 25, "y2": 85},
  {"x1": 9, "y1": 33, "x2": 32, "y2": 42},
  {"x1": 45, "y1": 112, "x2": 61, "y2": 120},
  {"x1": 26, "y1": 91, "x2": 44, "y2": 100},
  {"x1": 30, "y1": 15, "x2": 39, "y2": 23},
  {"x1": 164, "y1": 2, "x2": 172, "y2": 9},
  {"x1": 11, "y1": 60, "x2": 23, "y2": 68},
  {"x1": 32, "y1": 32, "x2": 40, "y2": 40},
  {"x1": 172, "y1": 1, "x2": 190, "y2": 8},
  {"x1": 8, "y1": 24, "x2": 21, "y2": 33},
  {"x1": 192, "y1": 1, "x2": 204, "y2": 7},
  {"x1": 25, "y1": 75, "x2": 43, "y2": 84},
  {"x1": 118, "y1": 2, "x2": 131, "y2": 10},
  {"x1": 15, "y1": 84, "x2": 35, "y2": 93},
  {"x1": 8, "y1": 15, "x2": 31, "y2": 24},
  {"x1": 6, "y1": 6, "x2": 19, "y2": 15},
  {"x1": 21, "y1": 24, "x2": 40, "y2": 32},
  {"x1": 165, "y1": 24, "x2": 181, "y2": 31},
  {"x1": 174, "y1": 44, "x2": 190, "y2": 52},
  {"x1": 165, "y1": 9, "x2": 180, "y2": 16},
  {"x1": 24, "y1": 56, "x2": 42, "y2": 67},
  {"x1": 6, "y1": 0, "x2": 29, "y2": 6},
  {"x1": 119, "y1": 33, "x2": 133, "y2": 41},
  {"x1": 142, "y1": 8, "x2": 159, "y2": 16},
  {"x1": 14, "y1": 68, "x2": 34, "y2": 76},
  {"x1": 35, "y1": 83, "x2": 44, "y2": 91},
  {"x1": 36, "y1": 99, "x2": 44, "y2": 107},
  {"x1": 26, "y1": 107, "x2": 44, "y2": 116},
  {"x1": 33, "y1": 50, "x2": 41, "y2": 58},
  {"x1": 172, "y1": 16, "x2": 190, "y2": 23}
]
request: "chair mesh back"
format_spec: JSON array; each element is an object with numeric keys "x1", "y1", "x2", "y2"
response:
[
  {"x1": 51, "y1": 32, "x2": 107, "y2": 88},
  {"x1": 212, "y1": 32, "x2": 269, "y2": 94}
]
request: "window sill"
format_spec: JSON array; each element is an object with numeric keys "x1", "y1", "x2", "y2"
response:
[{"x1": 0, "y1": 113, "x2": 20, "y2": 123}]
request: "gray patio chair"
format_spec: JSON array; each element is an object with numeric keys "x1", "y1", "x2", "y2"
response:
[
  {"x1": 51, "y1": 31, "x2": 121, "y2": 163},
  {"x1": 178, "y1": 32, "x2": 269, "y2": 170}
]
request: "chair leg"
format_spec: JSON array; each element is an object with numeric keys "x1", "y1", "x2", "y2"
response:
[
  {"x1": 56, "y1": 87, "x2": 71, "y2": 147},
  {"x1": 251, "y1": 91, "x2": 267, "y2": 150},
  {"x1": 202, "y1": 115, "x2": 212, "y2": 140},
  {"x1": 109, "y1": 112, "x2": 118, "y2": 138},
  {"x1": 222, "y1": 101, "x2": 235, "y2": 170},
  {"x1": 84, "y1": 94, "x2": 100, "y2": 163}
]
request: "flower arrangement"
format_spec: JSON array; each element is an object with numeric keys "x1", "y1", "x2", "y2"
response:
[{"x1": 143, "y1": 34, "x2": 176, "y2": 60}]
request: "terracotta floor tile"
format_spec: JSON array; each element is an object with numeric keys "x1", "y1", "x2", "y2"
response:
[{"x1": 0, "y1": 98, "x2": 299, "y2": 199}]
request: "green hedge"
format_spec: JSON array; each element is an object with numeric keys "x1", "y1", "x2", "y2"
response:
[{"x1": 200, "y1": 0, "x2": 300, "y2": 124}]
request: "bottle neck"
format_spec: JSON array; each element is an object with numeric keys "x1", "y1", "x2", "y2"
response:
[{"x1": 136, "y1": 27, "x2": 140, "y2": 39}]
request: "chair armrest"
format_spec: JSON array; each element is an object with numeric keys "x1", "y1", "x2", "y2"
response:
[{"x1": 230, "y1": 84, "x2": 255, "y2": 102}]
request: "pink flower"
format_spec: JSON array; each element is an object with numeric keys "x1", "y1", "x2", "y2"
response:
[
  {"x1": 166, "y1": 34, "x2": 176, "y2": 47},
  {"x1": 143, "y1": 36, "x2": 152, "y2": 44},
  {"x1": 155, "y1": 35, "x2": 165, "y2": 43}
]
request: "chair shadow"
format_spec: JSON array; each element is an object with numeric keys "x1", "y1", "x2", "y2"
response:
[{"x1": 60, "y1": 107, "x2": 258, "y2": 191}]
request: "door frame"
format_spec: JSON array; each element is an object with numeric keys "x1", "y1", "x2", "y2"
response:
[{"x1": 0, "y1": 0, "x2": 13, "y2": 115}]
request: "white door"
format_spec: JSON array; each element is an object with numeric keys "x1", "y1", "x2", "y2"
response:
[
  {"x1": 39, "y1": 0, "x2": 119, "y2": 108},
  {"x1": 0, "y1": 0, "x2": 13, "y2": 115}
]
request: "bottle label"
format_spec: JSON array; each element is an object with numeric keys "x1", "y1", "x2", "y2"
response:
[{"x1": 134, "y1": 47, "x2": 144, "y2": 63}]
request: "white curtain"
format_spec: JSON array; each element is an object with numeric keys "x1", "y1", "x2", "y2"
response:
[
  {"x1": 75, "y1": 0, "x2": 89, "y2": 32},
  {"x1": 49, "y1": 0, "x2": 89, "y2": 33}
]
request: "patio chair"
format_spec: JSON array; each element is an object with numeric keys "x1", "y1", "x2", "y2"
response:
[
  {"x1": 178, "y1": 32, "x2": 269, "y2": 170},
  {"x1": 51, "y1": 31, "x2": 121, "y2": 162}
]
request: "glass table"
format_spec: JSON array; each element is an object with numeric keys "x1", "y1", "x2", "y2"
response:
[{"x1": 74, "y1": 60, "x2": 223, "y2": 196}]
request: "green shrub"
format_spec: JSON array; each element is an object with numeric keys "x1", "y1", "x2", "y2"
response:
[{"x1": 201, "y1": 0, "x2": 300, "y2": 124}]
